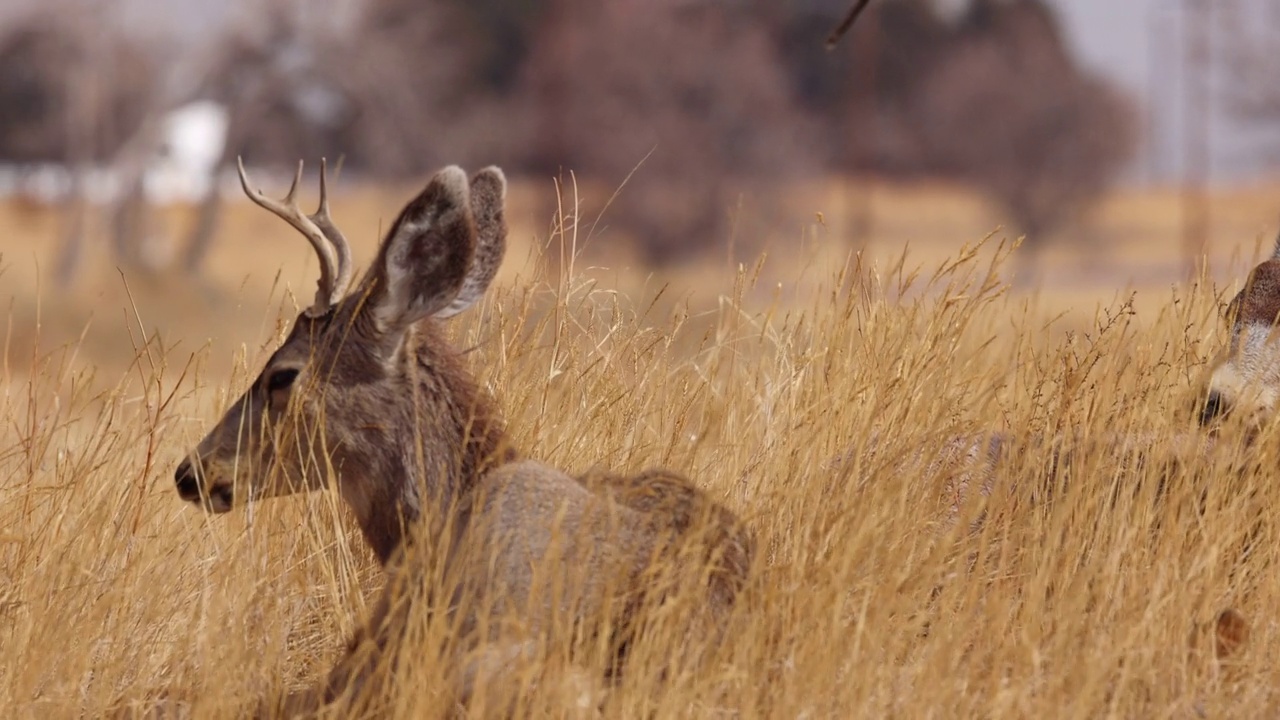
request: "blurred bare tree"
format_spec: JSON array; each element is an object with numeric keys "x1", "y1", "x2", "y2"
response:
[
  {"x1": 155, "y1": 0, "x2": 494, "y2": 274},
  {"x1": 520, "y1": 0, "x2": 821, "y2": 265},
  {"x1": 0, "y1": 0, "x2": 1141, "y2": 275},
  {"x1": 0, "y1": 20, "x2": 153, "y2": 164},
  {"x1": 0, "y1": 0, "x2": 516, "y2": 283},
  {"x1": 228, "y1": 0, "x2": 515, "y2": 175},
  {"x1": 0, "y1": 7, "x2": 159, "y2": 282},
  {"x1": 771, "y1": 0, "x2": 1138, "y2": 251},
  {"x1": 909, "y1": 1, "x2": 1138, "y2": 250}
]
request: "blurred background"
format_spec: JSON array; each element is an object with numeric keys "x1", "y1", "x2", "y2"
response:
[{"x1": 2, "y1": 0, "x2": 1280, "y2": 378}]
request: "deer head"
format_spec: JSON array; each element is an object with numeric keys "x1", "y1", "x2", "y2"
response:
[
  {"x1": 174, "y1": 159, "x2": 513, "y2": 562},
  {"x1": 1202, "y1": 234, "x2": 1280, "y2": 428}
]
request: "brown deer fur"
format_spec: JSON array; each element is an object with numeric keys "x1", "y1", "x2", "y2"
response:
[
  {"x1": 1203, "y1": 233, "x2": 1280, "y2": 427},
  {"x1": 173, "y1": 162, "x2": 753, "y2": 711}
]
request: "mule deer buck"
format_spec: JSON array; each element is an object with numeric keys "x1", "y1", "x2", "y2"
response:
[{"x1": 173, "y1": 159, "x2": 753, "y2": 712}]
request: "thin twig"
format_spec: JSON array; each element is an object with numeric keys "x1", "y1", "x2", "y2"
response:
[{"x1": 826, "y1": 0, "x2": 873, "y2": 50}]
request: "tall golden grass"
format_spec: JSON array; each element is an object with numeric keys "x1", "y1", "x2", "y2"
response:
[{"x1": 2, "y1": 182, "x2": 1279, "y2": 717}]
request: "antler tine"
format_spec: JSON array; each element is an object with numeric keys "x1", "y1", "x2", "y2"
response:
[
  {"x1": 283, "y1": 159, "x2": 303, "y2": 205},
  {"x1": 309, "y1": 158, "x2": 354, "y2": 299},
  {"x1": 237, "y1": 157, "x2": 341, "y2": 316}
]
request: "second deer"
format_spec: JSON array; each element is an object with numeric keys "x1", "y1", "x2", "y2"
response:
[{"x1": 1201, "y1": 234, "x2": 1280, "y2": 429}]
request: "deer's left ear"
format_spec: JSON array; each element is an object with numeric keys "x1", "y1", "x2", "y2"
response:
[
  {"x1": 436, "y1": 167, "x2": 508, "y2": 319},
  {"x1": 367, "y1": 166, "x2": 477, "y2": 336}
]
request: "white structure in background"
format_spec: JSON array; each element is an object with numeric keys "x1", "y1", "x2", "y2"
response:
[
  {"x1": 145, "y1": 100, "x2": 230, "y2": 204},
  {"x1": 0, "y1": 100, "x2": 229, "y2": 206}
]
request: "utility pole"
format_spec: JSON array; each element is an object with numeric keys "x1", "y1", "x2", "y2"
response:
[
  {"x1": 845, "y1": 3, "x2": 879, "y2": 251},
  {"x1": 1146, "y1": 5, "x2": 1174, "y2": 185},
  {"x1": 1181, "y1": 0, "x2": 1212, "y2": 278}
]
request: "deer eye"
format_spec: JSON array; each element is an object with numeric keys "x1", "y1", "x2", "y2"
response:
[{"x1": 266, "y1": 368, "x2": 300, "y2": 394}]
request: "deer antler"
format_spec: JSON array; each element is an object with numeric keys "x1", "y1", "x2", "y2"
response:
[
  {"x1": 237, "y1": 157, "x2": 352, "y2": 317},
  {"x1": 311, "y1": 158, "x2": 354, "y2": 303}
]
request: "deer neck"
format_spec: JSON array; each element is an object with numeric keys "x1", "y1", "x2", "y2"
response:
[{"x1": 338, "y1": 323, "x2": 517, "y2": 565}]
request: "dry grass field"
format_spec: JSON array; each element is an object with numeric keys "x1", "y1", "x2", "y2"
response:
[{"x1": 3, "y1": 176, "x2": 1280, "y2": 717}]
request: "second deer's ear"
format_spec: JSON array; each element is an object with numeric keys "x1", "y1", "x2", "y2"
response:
[{"x1": 368, "y1": 166, "x2": 477, "y2": 335}]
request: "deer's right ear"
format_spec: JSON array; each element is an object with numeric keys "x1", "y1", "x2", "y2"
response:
[{"x1": 367, "y1": 166, "x2": 477, "y2": 336}]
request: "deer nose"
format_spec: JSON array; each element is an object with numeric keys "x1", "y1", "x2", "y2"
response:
[
  {"x1": 1200, "y1": 390, "x2": 1229, "y2": 426},
  {"x1": 175, "y1": 459, "x2": 202, "y2": 501}
]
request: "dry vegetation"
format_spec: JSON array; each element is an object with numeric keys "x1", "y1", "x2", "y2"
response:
[{"x1": 3, "y1": 180, "x2": 1280, "y2": 717}]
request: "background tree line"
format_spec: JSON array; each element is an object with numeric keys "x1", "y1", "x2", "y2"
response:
[{"x1": 0, "y1": 0, "x2": 1140, "y2": 270}]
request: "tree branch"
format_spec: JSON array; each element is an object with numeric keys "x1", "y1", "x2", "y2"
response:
[{"x1": 826, "y1": 0, "x2": 873, "y2": 51}]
